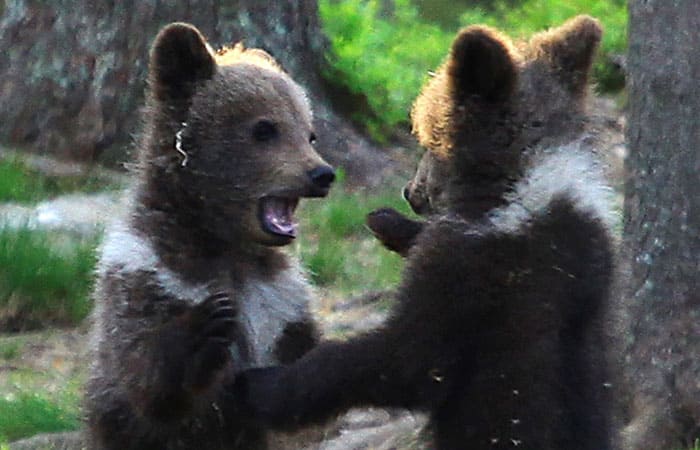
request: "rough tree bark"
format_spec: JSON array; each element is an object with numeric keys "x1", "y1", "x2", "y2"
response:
[
  {"x1": 0, "y1": 0, "x2": 389, "y2": 184},
  {"x1": 622, "y1": 1, "x2": 700, "y2": 448}
]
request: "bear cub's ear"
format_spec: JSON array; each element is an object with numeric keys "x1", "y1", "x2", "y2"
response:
[
  {"x1": 447, "y1": 26, "x2": 517, "y2": 103},
  {"x1": 149, "y1": 22, "x2": 216, "y2": 101},
  {"x1": 533, "y1": 15, "x2": 602, "y2": 94}
]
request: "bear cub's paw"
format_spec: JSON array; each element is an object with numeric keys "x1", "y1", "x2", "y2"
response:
[
  {"x1": 232, "y1": 366, "x2": 292, "y2": 427},
  {"x1": 367, "y1": 208, "x2": 424, "y2": 257},
  {"x1": 184, "y1": 292, "x2": 238, "y2": 390}
]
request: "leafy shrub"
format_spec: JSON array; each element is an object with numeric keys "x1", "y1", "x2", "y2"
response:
[
  {"x1": 0, "y1": 227, "x2": 97, "y2": 331},
  {"x1": 319, "y1": 0, "x2": 627, "y2": 140}
]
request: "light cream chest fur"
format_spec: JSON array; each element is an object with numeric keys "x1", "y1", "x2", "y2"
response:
[{"x1": 99, "y1": 223, "x2": 314, "y2": 369}]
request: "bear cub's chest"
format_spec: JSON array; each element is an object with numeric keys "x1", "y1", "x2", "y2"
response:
[{"x1": 234, "y1": 267, "x2": 314, "y2": 369}]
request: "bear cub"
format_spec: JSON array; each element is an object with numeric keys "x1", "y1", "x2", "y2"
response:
[
  {"x1": 235, "y1": 16, "x2": 616, "y2": 450},
  {"x1": 84, "y1": 23, "x2": 334, "y2": 450}
]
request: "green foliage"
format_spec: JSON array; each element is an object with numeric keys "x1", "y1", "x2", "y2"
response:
[
  {"x1": 0, "y1": 227, "x2": 97, "y2": 330},
  {"x1": 0, "y1": 389, "x2": 80, "y2": 442},
  {"x1": 459, "y1": 0, "x2": 628, "y2": 91},
  {"x1": 297, "y1": 170, "x2": 413, "y2": 293},
  {"x1": 319, "y1": 0, "x2": 627, "y2": 139},
  {"x1": 319, "y1": 0, "x2": 451, "y2": 141},
  {"x1": 0, "y1": 157, "x2": 114, "y2": 204}
]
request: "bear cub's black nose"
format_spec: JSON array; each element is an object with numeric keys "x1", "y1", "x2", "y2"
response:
[
  {"x1": 402, "y1": 184, "x2": 411, "y2": 202},
  {"x1": 308, "y1": 166, "x2": 336, "y2": 191}
]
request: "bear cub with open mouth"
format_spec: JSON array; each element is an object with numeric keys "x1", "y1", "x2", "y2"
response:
[{"x1": 85, "y1": 22, "x2": 334, "y2": 450}]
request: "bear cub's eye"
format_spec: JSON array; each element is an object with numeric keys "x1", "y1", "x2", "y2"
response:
[
  {"x1": 252, "y1": 120, "x2": 278, "y2": 142},
  {"x1": 309, "y1": 132, "x2": 317, "y2": 145}
]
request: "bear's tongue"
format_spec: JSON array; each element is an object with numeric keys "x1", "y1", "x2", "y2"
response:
[{"x1": 260, "y1": 197, "x2": 299, "y2": 238}]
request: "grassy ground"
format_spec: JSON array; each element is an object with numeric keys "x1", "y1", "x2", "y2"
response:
[
  {"x1": 0, "y1": 227, "x2": 97, "y2": 331},
  {"x1": 0, "y1": 331, "x2": 84, "y2": 444},
  {"x1": 0, "y1": 158, "x2": 114, "y2": 204},
  {"x1": 0, "y1": 156, "x2": 100, "y2": 442},
  {"x1": 0, "y1": 374, "x2": 81, "y2": 442},
  {"x1": 0, "y1": 153, "x2": 110, "y2": 332}
]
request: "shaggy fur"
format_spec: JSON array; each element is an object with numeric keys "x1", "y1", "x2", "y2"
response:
[
  {"x1": 234, "y1": 16, "x2": 616, "y2": 450},
  {"x1": 84, "y1": 23, "x2": 333, "y2": 450}
]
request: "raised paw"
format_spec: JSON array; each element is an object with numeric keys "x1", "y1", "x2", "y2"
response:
[
  {"x1": 185, "y1": 292, "x2": 239, "y2": 390},
  {"x1": 193, "y1": 291, "x2": 238, "y2": 343},
  {"x1": 366, "y1": 207, "x2": 424, "y2": 257}
]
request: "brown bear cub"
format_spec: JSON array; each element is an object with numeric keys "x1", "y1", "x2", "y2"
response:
[
  {"x1": 234, "y1": 16, "x2": 616, "y2": 450},
  {"x1": 84, "y1": 23, "x2": 334, "y2": 450}
]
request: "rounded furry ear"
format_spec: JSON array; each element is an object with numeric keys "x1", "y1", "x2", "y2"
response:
[
  {"x1": 149, "y1": 22, "x2": 216, "y2": 101},
  {"x1": 447, "y1": 26, "x2": 518, "y2": 103},
  {"x1": 530, "y1": 15, "x2": 602, "y2": 94}
]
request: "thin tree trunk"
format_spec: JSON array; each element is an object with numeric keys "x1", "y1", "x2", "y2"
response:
[
  {"x1": 0, "y1": 0, "x2": 389, "y2": 184},
  {"x1": 622, "y1": 1, "x2": 700, "y2": 448}
]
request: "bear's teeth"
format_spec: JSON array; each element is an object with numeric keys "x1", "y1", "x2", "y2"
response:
[{"x1": 260, "y1": 197, "x2": 299, "y2": 237}]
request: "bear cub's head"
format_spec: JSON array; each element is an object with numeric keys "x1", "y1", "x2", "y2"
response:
[
  {"x1": 139, "y1": 23, "x2": 334, "y2": 247},
  {"x1": 405, "y1": 15, "x2": 602, "y2": 220}
]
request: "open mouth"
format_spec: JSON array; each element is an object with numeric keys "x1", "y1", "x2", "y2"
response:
[{"x1": 258, "y1": 196, "x2": 300, "y2": 239}]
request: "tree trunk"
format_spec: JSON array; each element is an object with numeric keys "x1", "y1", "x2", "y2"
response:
[
  {"x1": 622, "y1": 1, "x2": 700, "y2": 448},
  {"x1": 0, "y1": 0, "x2": 389, "y2": 185}
]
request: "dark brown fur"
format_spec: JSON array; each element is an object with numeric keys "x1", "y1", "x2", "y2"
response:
[
  {"x1": 85, "y1": 23, "x2": 333, "y2": 450},
  {"x1": 235, "y1": 16, "x2": 616, "y2": 450}
]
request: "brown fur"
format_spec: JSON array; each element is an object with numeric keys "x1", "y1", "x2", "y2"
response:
[
  {"x1": 85, "y1": 23, "x2": 333, "y2": 450},
  {"x1": 235, "y1": 16, "x2": 616, "y2": 450},
  {"x1": 405, "y1": 15, "x2": 602, "y2": 221},
  {"x1": 214, "y1": 43, "x2": 283, "y2": 72}
]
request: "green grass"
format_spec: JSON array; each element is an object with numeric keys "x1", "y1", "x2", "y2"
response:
[
  {"x1": 0, "y1": 339, "x2": 22, "y2": 360},
  {"x1": 0, "y1": 154, "x2": 106, "y2": 330},
  {"x1": 0, "y1": 227, "x2": 97, "y2": 331},
  {"x1": 0, "y1": 370, "x2": 82, "y2": 443},
  {"x1": 319, "y1": 0, "x2": 627, "y2": 140},
  {"x1": 0, "y1": 157, "x2": 114, "y2": 204},
  {"x1": 296, "y1": 170, "x2": 414, "y2": 293},
  {"x1": 0, "y1": 392, "x2": 80, "y2": 442}
]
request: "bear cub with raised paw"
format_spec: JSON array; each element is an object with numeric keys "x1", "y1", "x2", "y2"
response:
[{"x1": 235, "y1": 15, "x2": 616, "y2": 450}]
